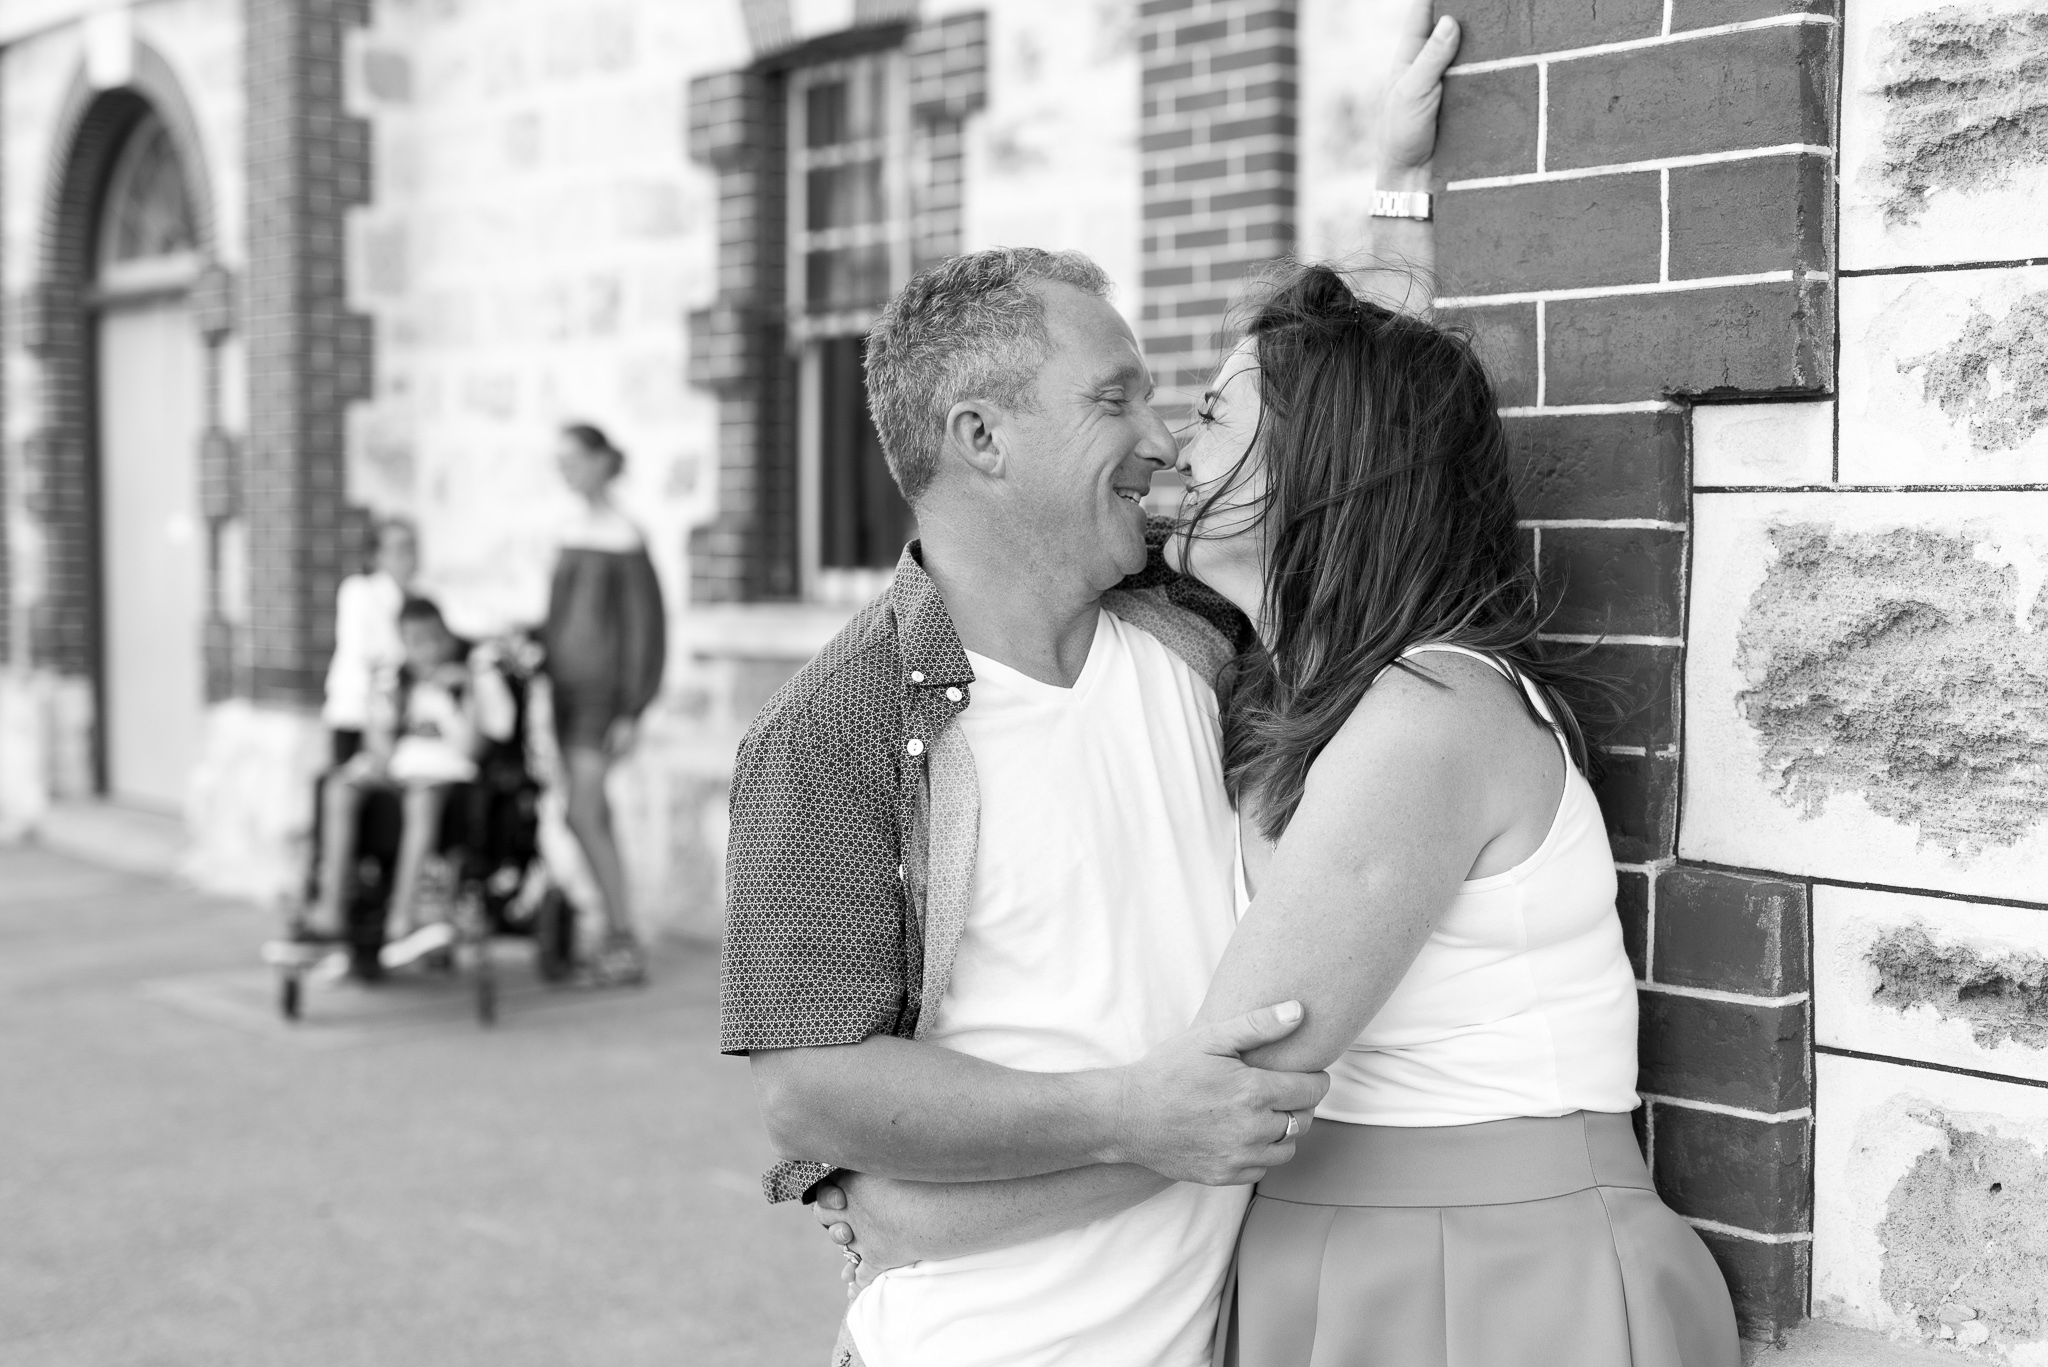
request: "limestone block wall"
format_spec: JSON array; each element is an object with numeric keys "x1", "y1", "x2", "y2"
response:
[{"x1": 1681, "y1": 0, "x2": 2048, "y2": 1352}]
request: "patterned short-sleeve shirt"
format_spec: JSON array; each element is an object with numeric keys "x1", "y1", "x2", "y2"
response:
[{"x1": 719, "y1": 528, "x2": 1249, "y2": 1203}]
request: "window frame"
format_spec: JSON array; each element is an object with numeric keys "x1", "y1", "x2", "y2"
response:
[{"x1": 787, "y1": 51, "x2": 915, "y2": 606}]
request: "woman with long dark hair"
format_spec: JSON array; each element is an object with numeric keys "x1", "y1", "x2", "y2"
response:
[
  {"x1": 545, "y1": 421, "x2": 666, "y2": 984},
  {"x1": 1163, "y1": 263, "x2": 1738, "y2": 1364}
]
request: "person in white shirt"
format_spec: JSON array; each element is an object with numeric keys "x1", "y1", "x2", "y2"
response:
[{"x1": 320, "y1": 516, "x2": 418, "y2": 765}]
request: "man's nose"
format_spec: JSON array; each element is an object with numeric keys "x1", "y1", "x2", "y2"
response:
[{"x1": 1134, "y1": 404, "x2": 1178, "y2": 468}]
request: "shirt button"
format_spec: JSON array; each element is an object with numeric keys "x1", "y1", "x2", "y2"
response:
[
  {"x1": 910, "y1": 670, "x2": 925, "y2": 684},
  {"x1": 945, "y1": 687, "x2": 962, "y2": 702},
  {"x1": 906, "y1": 738, "x2": 924, "y2": 756}
]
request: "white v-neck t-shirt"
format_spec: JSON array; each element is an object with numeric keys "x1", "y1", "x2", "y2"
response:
[{"x1": 845, "y1": 609, "x2": 1248, "y2": 1367}]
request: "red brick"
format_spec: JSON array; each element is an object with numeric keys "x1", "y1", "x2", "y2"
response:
[
  {"x1": 1673, "y1": 0, "x2": 1835, "y2": 31},
  {"x1": 1540, "y1": 525, "x2": 1685, "y2": 637},
  {"x1": 1654, "y1": 867, "x2": 1810, "y2": 997},
  {"x1": 1545, "y1": 279, "x2": 1832, "y2": 404},
  {"x1": 1505, "y1": 409, "x2": 1686, "y2": 521},
  {"x1": 1547, "y1": 23, "x2": 1835, "y2": 170},
  {"x1": 1439, "y1": 173, "x2": 1660, "y2": 296},
  {"x1": 1437, "y1": 66, "x2": 1539, "y2": 180},
  {"x1": 1640, "y1": 992, "x2": 1811, "y2": 1113},
  {"x1": 1436, "y1": 302, "x2": 1537, "y2": 406},
  {"x1": 1554, "y1": 641, "x2": 1681, "y2": 750},
  {"x1": 1617, "y1": 869, "x2": 1650, "y2": 979},
  {"x1": 1695, "y1": 1230, "x2": 1810, "y2": 1343},
  {"x1": 1589, "y1": 750, "x2": 1678, "y2": 862},
  {"x1": 1453, "y1": 0, "x2": 1664, "y2": 64},
  {"x1": 1669, "y1": 153, "x2": 1830, "y2": 280},
  {"x1": 1649, "y1": 1101, "x2": 1812, "y2": 1234}
]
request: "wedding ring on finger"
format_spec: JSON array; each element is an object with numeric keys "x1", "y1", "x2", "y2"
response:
[
  {"x1": 1282, "y1": 1112, "x2": 1300, "y2": 1141},
  {"x1": 843, "y1": 1246, "x2": 863, "y2": 1268}
]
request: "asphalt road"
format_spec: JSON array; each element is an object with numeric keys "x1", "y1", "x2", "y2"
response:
[{"x1": 0, "y1": 846, "x2": 844, "y2": 1367}]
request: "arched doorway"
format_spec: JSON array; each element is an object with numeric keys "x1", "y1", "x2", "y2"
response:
[{"x1": 91, "y1": 111, "x2": 207, "y2": 811}]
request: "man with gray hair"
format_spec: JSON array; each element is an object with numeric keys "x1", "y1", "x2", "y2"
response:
[{"x1": 718, "y1": 247, "x2": 1326, "y2": 1366}]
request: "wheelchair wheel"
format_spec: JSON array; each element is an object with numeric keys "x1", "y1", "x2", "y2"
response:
[{"x1": 280, "y1": 974, "x2": 302, "y2": 1021}]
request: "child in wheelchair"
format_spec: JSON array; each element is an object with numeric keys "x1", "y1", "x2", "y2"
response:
[{"x1": 304, "y1": 596, "x2": 516, "y2": 969}]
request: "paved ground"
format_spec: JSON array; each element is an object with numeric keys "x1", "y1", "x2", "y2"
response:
[{"x1": 0, "y1": 846, "x2": 843, "y2": 1367}]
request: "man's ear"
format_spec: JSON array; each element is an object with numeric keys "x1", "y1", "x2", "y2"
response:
[{"x1": 942, "y1": 400, "x2": 1006, "y2": 479}]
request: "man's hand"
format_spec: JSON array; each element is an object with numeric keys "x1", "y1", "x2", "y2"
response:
[{"x1": 1107, "y1": 1001, "x2": 1329, "y2": 1185}]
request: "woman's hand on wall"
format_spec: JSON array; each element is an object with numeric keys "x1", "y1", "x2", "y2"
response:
[{"x1": 1377, "y1": 3, "x2": 1462, "y2": 182}]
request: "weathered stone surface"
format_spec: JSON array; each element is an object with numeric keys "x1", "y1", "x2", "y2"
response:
[
  {"x1": 1840, "y1": 0, "x2": 2048, "y2": 268},
  {"x1": 1684, "y1": 492, "x2": 2048, "y2": 901},
  {"x1": 1841, "y1": 267, "x2": 2048, "y2": 484},
  {"x1": 1736, "y1": 523, "x2": 2048, "y2": 857},
  {"x1": 1694, "y1": 400, "x2": 1835, "y2": 489},
  {"x1": 1813, "y1": 1054, "x2": 2048, "y2": 1357},
  {"x1": 1815, "y1": 886, "x2": 2048, "y2": 1083}
]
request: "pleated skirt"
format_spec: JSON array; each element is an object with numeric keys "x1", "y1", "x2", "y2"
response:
[{"x1": 1223, "y1": 1111, "x2": 1741, "y2": 1367}]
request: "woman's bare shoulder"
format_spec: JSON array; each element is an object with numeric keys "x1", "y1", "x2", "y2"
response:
[{"x1": 1313, "y1": 651, "x2": 1556, "y2": 790}]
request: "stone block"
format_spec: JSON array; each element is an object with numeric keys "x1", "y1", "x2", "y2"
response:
[
  {"x1": 1668, "y1": 153, "x2": 1830, "y2": 281},
  {"x1": 1812, "y1": 1053, "x2": 2048, "y2": 1357},
  {"x1": 1693, "y1": 400, "x2": 1833, "y2": 487},
  {"x1": 1546, "y1": 23, "x2": 1835, "y2": 171},
  {"x1": 1655, "y1": 866, "x2": 1809, "y2": 997},
  {"x1": 1507, "y1": 409, "x2": 1687, "y2": 520},
  {"x1": 1814, "y1": 886, "x2": 2048, "y2": 1085},
  {"x1": 1839, "y1": 266, "x2": 2048, "y2": 485},
  {"x1": 1540, "y1": 525, "x2": 1686, "y2": 637},
  {"x1": 1651, "y1": 1099, "x2": 1813, "y2": 1234},
  {"x1": 1694, "y1": 1228, "x2": 1812, "y2": 1343},
  {"x1": 1546, "y1": 279, "x2": 1833, "y2": 404},
  {"x1": 1682, "y1": 492, "x2": 2048, "y2": 901},
  {"x1": 1452, "y1": 0, "x2": 1664, "y2": 64},
  {"x1": 1438, "y1": 66, "x2": 1539, "y2": 182},
  {"x1": 1839, "y1": 0, "x2": 2048, "y2": 270},
  {"x1": 1438, "y1": 172, "x2": 1661, "y2": 296},
  {"x1": 1436, "y1": 301, "x2": 1537, "y2": 406},
  {"x1": 1640, "y1": 989, "x2": 1812, "y2": 1113}
]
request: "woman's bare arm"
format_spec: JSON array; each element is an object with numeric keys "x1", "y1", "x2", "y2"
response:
[
  {"x1": 815, "y1": 1165, "x2": 1174, "y2": 1284},
  {"x1": 1198, "y1": 657, "x2": 1561, "y2": 1073},
  {"x1": 1357, "y1": 0, "x2": 1461, "y2": 315}
]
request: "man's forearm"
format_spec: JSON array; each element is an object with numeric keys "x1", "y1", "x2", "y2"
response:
[{"x1": 751, "y1": 1036, "x2": 1127, "y2": 1182}]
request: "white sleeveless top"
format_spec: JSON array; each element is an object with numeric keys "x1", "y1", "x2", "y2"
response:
[{"x1": 1257, "y1": 643, "x2": 1640, "y2": 1127}]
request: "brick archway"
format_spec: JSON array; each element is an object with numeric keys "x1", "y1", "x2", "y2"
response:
[{"x1": 22, "y1": 42, "x2": 221, "y2": 779}]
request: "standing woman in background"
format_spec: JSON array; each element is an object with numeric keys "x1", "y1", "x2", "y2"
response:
[{"x1": 545, "y1": 423, "x2": 667, "y2": 985}]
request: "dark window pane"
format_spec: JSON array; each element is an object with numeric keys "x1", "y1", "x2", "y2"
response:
[
  {"x1": 805, "y1": 81, "x2": 847, "y2": 148},
  {"x1": 805, "y1": 245, "x2": 892, "y2": 311},
  {"x1": 820, "y1": 336, "x2": 914, "y2": 570},
  {"x1": 806, "y1": 161, "x2": 885, "y2": 231},
  {"x1": 107, "y1": 122, "x2": 196, "y2": 263}
]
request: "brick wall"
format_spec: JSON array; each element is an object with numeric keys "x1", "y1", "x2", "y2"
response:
[
  {"x1": 1137, "y1": 0, "x2": 1296, "y2": 413},
  {"x1": 1433, "y1": 2, "x2": 1838, "y2": 1340},
  {"x1": 245, "y1": 0, "x2": 374, "y2": 703}
]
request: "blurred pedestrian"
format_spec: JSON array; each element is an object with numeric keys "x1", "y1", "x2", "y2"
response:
[
  {"x1": 322, "y1": 516, "x2": 418, "y2": 766},
  {"x1": 544, "y1": 422, "x2": 666, "y2": 985}
]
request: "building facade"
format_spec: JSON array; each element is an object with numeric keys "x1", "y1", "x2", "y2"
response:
[{"x1": 0, "y1": 0, "x2": 2043, "y2": 1350}]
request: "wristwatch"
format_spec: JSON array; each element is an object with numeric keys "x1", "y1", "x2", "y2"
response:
[{"x1": 1371, "y1": 189, "x2": 1433, "y2": 221}]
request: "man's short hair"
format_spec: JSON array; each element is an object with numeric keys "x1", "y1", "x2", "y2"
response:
[{"x1": 865, "y1": 247, "x2": 1112, "y2": 503}]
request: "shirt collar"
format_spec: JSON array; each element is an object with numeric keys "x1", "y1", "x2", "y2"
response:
[{"x1": 888, "y1": 541, "x2": 975, "y2": 690}]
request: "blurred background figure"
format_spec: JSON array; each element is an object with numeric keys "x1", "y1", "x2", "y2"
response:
[
  {"x1": 544, "y1": 423, "x2": 666, "y2": 986},
  {"x1": 321, "y1": 517, "x2": 419, "y2": 769}
]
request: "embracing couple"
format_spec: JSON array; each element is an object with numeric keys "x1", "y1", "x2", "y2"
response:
[{"x1": 719, "y1": 12, "x2": 1741, "y2": 1366}]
